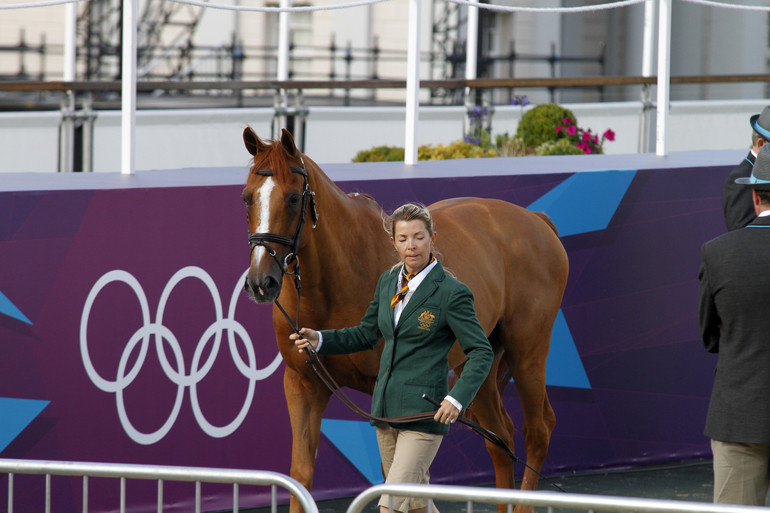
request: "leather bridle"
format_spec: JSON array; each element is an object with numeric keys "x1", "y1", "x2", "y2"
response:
[{"x1": 248, "y1": 157, "x2": 318, "y2": 277}]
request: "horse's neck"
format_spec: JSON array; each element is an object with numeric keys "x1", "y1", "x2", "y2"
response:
[{"x1": 289, "y1": 165, "x2": 395, "y2": 325}]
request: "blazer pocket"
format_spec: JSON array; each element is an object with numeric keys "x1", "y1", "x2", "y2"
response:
[{"x1": 402, "y1": 381, "x2": 441, "y2": 413}]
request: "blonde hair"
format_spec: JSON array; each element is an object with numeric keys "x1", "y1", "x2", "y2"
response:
[
  {"x1": 385, "y1": 203, "x2": 441, "y2": 274},
  {"x1": 387, "y1": 203, "x2": 434, "y2": 237}
]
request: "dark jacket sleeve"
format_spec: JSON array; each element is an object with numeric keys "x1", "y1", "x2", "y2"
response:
[
  {"x1": 444, "y1": 283, "x2": 493, "y2": 409},
  {"x1": 698, "y1": 244, "x2": 720, "y2": 353}
]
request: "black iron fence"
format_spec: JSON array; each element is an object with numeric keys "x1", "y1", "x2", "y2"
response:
[{"x1": 0, "y1": 34, "x2": 605, "y2": 106}]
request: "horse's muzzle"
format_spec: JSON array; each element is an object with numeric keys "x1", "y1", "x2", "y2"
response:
[{"x1": 244, "y1": 272, "x2": 282, "y2": 303}]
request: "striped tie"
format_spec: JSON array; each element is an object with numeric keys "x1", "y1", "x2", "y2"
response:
[{"x1": 390, "y1": 272, "x2": 414, "y2": 308}]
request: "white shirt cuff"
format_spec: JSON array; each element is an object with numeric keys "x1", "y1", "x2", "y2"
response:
[
  {"x1": 445, "y1": 395, "x2": 462, "y2": 412},
  {"x1": 316, "y1": 331, "x2": 323, "y2": 352}
]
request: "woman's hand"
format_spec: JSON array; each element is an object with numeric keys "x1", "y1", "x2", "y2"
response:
[
  {"x1": 290, "y1": 328, "x2": 320, "y2": 353},
  {"x1": 434, "y1": 399, "x2": 460, "y2": 425}
]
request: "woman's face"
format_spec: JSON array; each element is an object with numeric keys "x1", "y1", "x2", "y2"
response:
[{"x1": 391, "y1": 219, "x2": 436, "y2": 274}]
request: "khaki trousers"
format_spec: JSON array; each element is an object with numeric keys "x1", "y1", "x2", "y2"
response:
[
  {"x1": 712, "y1": 439, "x2": 770, "y2": 506},
  {"x1": 376, "y1": 423, "x2": 443, "y2": 512}
]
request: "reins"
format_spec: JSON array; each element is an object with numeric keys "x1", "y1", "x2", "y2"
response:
[{"x1": 247, "y1": 157, "x2": 564, "y2": 493}]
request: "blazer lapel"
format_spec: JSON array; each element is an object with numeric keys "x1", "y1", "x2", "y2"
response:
[
  {"x1": 396, "y1": 263, "x2": 444, "y2": 331},
  {"x1": 381, "y1": 270, "x2": 399, "y2": 337}
]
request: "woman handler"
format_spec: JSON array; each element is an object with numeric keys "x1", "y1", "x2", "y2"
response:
[{"x1": 291, "y1": 203, "x2": 493, "y2": 513}]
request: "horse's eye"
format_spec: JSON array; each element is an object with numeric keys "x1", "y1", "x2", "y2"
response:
[{"x1": 287, "y1": 193, "x2": 301, "y2": 207}]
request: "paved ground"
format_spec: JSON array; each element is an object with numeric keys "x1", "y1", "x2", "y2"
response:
[{"x1": 250, "y1": 459, "x2": 716, "y2": 513}]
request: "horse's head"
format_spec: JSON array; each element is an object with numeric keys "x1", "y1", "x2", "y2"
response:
[{"x1": 242, "y1": 127, "x2": 317, "y2": 303}]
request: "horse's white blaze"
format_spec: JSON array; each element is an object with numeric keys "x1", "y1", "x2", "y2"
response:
[{"x1": 251, "y1": 177, "x2": 276, "y2": 272}]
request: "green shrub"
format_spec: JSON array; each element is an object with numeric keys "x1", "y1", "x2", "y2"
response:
[
  {"x1": 495, "y1": 133, "x2": 531, "y2": 157},
  {"x1": 418, "y1": 141, "x2": 497, "y2": 160},
  {"x1": 536, "y1": 138, "x2": 585, "y2": 156},
  {"x1": 352, "y1": 146, "x2": 405, "y2": 162},
  {"x1": 515, "y1": 103, "x2": 577, "y2": 149}
]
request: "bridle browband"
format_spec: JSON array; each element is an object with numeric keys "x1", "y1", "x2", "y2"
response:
[{"x1": 245, "y1": 158, "x2": 563, "y2": 492}]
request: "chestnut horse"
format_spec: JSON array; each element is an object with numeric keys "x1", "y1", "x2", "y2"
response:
[{"x1": 241, "y1": 128, "x2": 569, "y2": 513}]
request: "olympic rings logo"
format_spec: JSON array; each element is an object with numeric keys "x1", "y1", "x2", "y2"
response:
[{"x1": 79, "y1": 266, "x2": 283, "y2": 445}]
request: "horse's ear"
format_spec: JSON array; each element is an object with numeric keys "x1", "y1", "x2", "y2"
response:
[
  {"x1": 280, "y1": 128, "x2": 298, "y2": 156},
  {"x1": 243, "y1": 126, "x2": 267, "y2": 156}
]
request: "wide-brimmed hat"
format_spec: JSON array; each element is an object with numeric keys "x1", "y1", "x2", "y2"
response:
[
  {"x1": 736, "y1": 144, "x2": 770, "y2": 190},
  {"x1": 750, "y1": 106, "x2": 770, "y2": 140}
]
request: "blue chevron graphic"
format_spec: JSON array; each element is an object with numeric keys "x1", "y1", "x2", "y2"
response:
[
  {"x1": 321, "y1": 418, "x2": 383, "y2": 484},
  {"x1": 0, "y1": 290, "x2": 32, "y2": 325},
  {"x1": 546, "y1": 310, "x2": 590, "y2": 389},
  {"x1": 525, "y1": 170, "x2": 637, "y2": 388},
  {"x1": 527, "y1": 169, "x2": 637, "y2": 236},
  {"x1": 0, "y1": 397, "x2": 49, "y2": 453}
]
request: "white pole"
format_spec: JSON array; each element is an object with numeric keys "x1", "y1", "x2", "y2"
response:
[
  {"x1": 465, "y1": 4, "x2": 478, "y2": 81},
  {"x1": 278, "y1": 0, "x2": 290, "y2": 81},
  {"x1": 121, "y1": 0, "x2": 138, "y2": 175},
  {"x1": 638, "y1": 0, "x2": 656, "y2": 153},
  {"x1": 61, "y1": 0, "x2": 77, "y2": 173},
  {"x1": 404, "y1": 0, "x2": 421, "y2": 166},
  {"x1": 463, "y1": 3, "x2": 479, "y2": 148},
  {"x1": 64, "y1": 1, "x2": 77, "y2": 82},
  {"x1": 655, "y1": 0, "x2": 671, "y2": 157},
  {"x1": 275, "y1": 0, "x2": 290, "y2": 136},
  {"x1": 641, "y1": 0, "x2": 656, "y2": 77}
]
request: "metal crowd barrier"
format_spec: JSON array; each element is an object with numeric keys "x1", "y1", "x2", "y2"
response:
[
  {"x1": 348, "y1": 483, "x2": 768, "y2": 513},
  {"x1": 0, "y1": 458, "x2": 318, "y2": 513}
]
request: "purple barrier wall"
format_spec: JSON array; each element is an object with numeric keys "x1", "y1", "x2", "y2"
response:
[{"x1": 0, "y1": 153, "x2": 735, "y2": 512}]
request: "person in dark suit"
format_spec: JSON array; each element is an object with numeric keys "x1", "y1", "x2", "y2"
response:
[
  {"x1": 721, "y1": 106, "x2": 770, "y2": 231},
  {"x1": 700, "y1": 144, "x2": 770, "y2": 506},
  {"x1": 292, "y1": 203, "x2": 493, "y2": 513}
]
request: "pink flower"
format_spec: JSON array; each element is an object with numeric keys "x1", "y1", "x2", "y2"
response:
[
  {"x1": 566, "y1": 125, "x2": 577, "y2": 136},
  {"x1": 582, "y1": 132, "x2": 592, "y2": 142},
  {"x1": 603, "y1": 129, "x2": 615, "y2": 142},
  {"x1": 555, "y1": 125, "x2": 562, "y2": 133},
  {"x1": 562, "y1": 118, "x2": 573, "y2": 125}
]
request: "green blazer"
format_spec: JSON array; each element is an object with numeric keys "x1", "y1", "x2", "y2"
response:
[{"x1": 319, "y1": 261, "x2": 493, "y2": 435}]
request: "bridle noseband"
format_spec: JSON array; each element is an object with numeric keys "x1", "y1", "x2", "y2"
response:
[{"x1": 247, "y1": 156, "x2": 319, "y2": 277}]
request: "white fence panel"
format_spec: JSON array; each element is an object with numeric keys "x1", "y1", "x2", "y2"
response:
[{"x1": 348, "y1": 483, "x2": 767, "y2": 513}]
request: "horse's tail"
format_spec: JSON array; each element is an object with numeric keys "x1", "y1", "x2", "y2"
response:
[{"x1": 533, "y1": 211, "x2": 559, "y2": 237}]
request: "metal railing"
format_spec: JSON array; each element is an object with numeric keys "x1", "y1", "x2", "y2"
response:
[
  {"x1": 348, "y1": 483, "x2": 769, "y2": 513},
  {"x1": 0, "y1": 458, "x2": 318, "y2": 513},
  {"x1": 2, "y1": 72, "x2": 770, "y2": 95}
]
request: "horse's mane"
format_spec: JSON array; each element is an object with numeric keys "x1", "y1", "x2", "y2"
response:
[{"x1": 250, "y1": 138, "x2": 293, "y2": 186}]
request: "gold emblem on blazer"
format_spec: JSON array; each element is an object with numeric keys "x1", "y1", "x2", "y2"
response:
[{"x1": 417, "y1": 310, "x2": 436, "y2": 331}]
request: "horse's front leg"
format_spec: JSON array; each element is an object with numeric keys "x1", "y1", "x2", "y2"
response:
[{"x1": 284, "y1": 364, "x2": 331, "y2": 513}]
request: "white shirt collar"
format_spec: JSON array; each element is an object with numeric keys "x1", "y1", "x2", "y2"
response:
[
  {"x1": 394, "y1": 259, "x2": 438, "y2": 325},
  {"x1": 401, "y1": 258, "x2": 438, "y2": 292}
]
